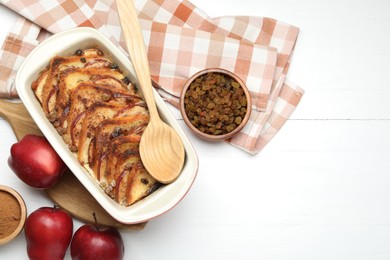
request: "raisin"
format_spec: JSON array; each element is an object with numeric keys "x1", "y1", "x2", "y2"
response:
[
  {"x1": 75, "y1": 49, "x2": 83, "y2": 56},
  {"x1": 141, "y1": 178, "x2": 149, "y2": 185},
  {"x1": 122, "y1": 77, "x2": 130, "y2": 85},
  {"x1": 184, "y1": 72, "x2": 248, "y2": 135},
  {"x1": 110, "y1": 64, "x2": 119, "y2": 70}
]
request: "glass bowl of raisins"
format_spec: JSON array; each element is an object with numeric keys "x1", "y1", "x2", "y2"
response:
[{"x1": 180, "y1": 68, "x2": 252, "y2": 141}]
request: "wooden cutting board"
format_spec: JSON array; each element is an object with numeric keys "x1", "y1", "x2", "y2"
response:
[{"x1": 0, "y1": 99, "x2": 146, "y2": 230}]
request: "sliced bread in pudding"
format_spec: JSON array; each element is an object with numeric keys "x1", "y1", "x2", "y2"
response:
[
  {"x1": 102, "y1": 135, "x2": 160, "y2": 205},
  {"x1": 60, "y1": 82, "x2": 144, "y2": 147},
  {"x1": 31, "y1": 48, "x2": 160, "y2": 207},
  {"x1": 38, "y1": 49, "x2": 112, "y2": 117}
]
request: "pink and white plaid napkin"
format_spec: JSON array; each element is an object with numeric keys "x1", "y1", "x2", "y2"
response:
[{"x1": 0, "y1": 0, "x2": 304, "y2": 154}]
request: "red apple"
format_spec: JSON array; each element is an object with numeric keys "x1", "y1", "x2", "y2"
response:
[
  {"x1": 8, "y1": 134, "x2": 66, "y2": 189},
  {"x1": 71, "y1": 215, "x2": 125, "y2": 260},
  {"x1": 25, "y1": 206, "x2": 73, "y2": 260}
]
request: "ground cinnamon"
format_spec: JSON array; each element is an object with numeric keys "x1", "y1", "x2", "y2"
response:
[{"x1": 0, "y1": 190, "x2": 21, "y2": 239}]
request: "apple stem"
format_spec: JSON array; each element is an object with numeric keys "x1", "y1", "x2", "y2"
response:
[
  {"x1": 53, "y1": 204, "x2": 59, "y2": 211},
  {"x1": 92, "y1": 212, "x2": 99, "y2": 231}
]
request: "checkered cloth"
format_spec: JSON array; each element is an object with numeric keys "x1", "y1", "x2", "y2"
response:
[{"x1": 0, "y1": 0, "x2": 304, "y2": 154}]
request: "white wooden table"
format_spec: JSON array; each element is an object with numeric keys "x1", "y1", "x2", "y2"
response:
[{"x1": 1, "y1": 0, "x2": 390, "y2": 259}]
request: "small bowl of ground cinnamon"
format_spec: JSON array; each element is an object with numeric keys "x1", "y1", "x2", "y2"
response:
[
  {"x1": 0, "y1": 185, "x2": 27, "y2": 245},
  {"x1": 180, "y1": 68, "x2": 252, "y2": 141}
]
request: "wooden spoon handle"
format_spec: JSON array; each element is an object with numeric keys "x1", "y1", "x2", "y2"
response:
[{"x1": 116, "y1": 0, "x2": 159, "y2": 120}]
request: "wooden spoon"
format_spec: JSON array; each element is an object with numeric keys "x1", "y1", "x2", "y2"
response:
[{"x1": 116, "y1": 0, "x2": 185, "y2": 184}]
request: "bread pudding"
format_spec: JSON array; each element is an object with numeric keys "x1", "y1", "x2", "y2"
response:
[{"x1": 31, "y1": 48, "x2": 160, "y2": 206}]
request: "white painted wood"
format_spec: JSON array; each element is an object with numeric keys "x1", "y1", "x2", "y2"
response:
[{"x1": 1, "y1": 1, "x2": 390, "y2": 259}]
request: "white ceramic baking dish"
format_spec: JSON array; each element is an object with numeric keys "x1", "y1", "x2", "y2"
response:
[{"x1": 15, "y1": 27, "x2": 198, "y2": 224}]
